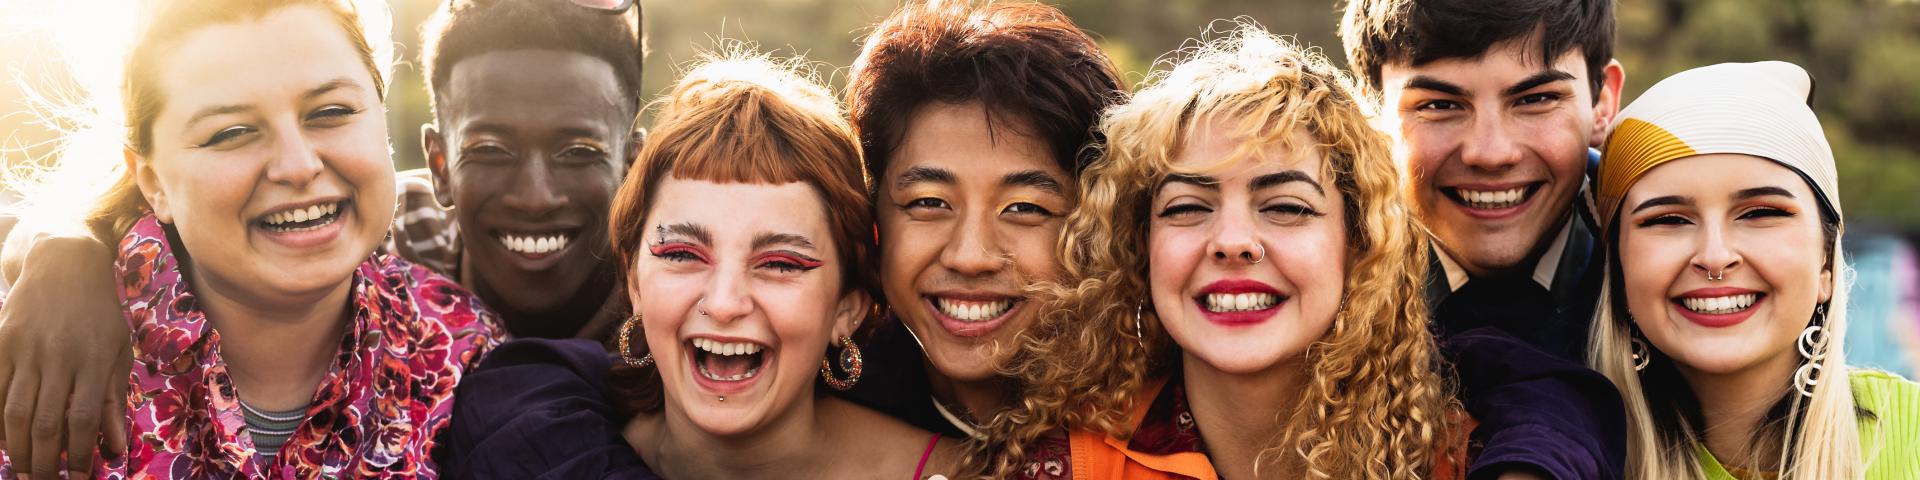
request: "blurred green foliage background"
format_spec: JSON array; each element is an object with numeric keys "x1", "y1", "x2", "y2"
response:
[{"x1": 5, "y1": 0, "x2": 1918, "y2": 230}]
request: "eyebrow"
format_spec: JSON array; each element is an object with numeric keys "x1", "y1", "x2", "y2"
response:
[
  {"x1": 1501, "y1": 70, "x2": 1577, "y2": 97},
  {"x1": 1631, "y1": 186, "x2": 1801, "y2": 215},
  {"x1": 1735, "y1": 186, "x2": 1796, "y2": 201},
  {"x1": 660, "y1": 222, "x2": 712, "y2": 245},
  {"x1": 1403, "y1": 76, "x2": 1465, "y2": 97},
  {"x1": 894, "y1": 166, "x2": 956, "y2": 190},
  {"x1": 303, "y1": 77, "x2": 359, "y2": 100},
  {"x1": 1157, "y1": 173, "x2": 1220, "y2": 194},
  {"x1": 1002, "y1": 169, "x2": 1066, "y2": 196},
  {"x1": 1250, "y1": 170, "x2": 1325, "y2": 195},
  {"x1": 1630, "y1": 195, "x2": 1690, "y2": 214},
  {"x1": 183, "y1": 77, "x2": 363, "y2": 132},
  {"x1": 752, "y1": 232, "x2": 817, "y2": 252}
]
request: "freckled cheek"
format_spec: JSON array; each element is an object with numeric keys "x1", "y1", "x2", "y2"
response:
[{"x1": 161, "y1": 162, "x2": 254, "y2": 227}]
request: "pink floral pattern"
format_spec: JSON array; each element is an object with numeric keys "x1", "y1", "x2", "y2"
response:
[{"x1": 1, "y1": 215, "x2": 501, "y2": 479}]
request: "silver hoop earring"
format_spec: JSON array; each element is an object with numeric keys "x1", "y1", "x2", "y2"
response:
[
  {"x1": 1794, "y1": 304, "x2": 1829, "y2": 397},
  {"x1": 1132, "y1": 303, "x2": 1147, "y2": 348},
  {"x1": 1629, "y1": 337, "x2": 1651, "y2": 372}
]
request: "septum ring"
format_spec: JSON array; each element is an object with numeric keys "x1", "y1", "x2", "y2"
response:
[{"x1": 1706, "y1": 269, "x2": 1725, "y2": 282}]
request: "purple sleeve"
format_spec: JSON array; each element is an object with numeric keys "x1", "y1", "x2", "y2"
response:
[
  {"x1": 442, "y1": 339, "x2": 660, "y2": 480},
  {"x1": 1444, "y1": 327, "x2": 1626, "y2": 480}
]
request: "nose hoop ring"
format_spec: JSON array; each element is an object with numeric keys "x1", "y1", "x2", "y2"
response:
[
  {"x1": 1706, "y1": 269, "x2": 1725, "y2": 282},
  {"x1": 1239, "y1": 243, "x2": 1266, "y2": 264}
]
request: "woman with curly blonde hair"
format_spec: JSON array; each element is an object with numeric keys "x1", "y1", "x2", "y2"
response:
[{"x1": 975, "y1": 22, "x2": 1461, "y2": 479}]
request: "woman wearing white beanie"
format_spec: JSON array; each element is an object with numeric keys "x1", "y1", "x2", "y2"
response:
[{"x1": 1588, "y1": 61, "x2": 1920, "y2": 479}]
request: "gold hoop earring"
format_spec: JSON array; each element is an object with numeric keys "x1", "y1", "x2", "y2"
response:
[
  {"x1": 618, "y1": 313, "x2": 654, "y2": 368},
  {"x1": 1629, "y1": 337, "x2": 1650, "y2": 372},
  {"x1": 820, "y1": 335, "x2": 864, "y2": 391}
]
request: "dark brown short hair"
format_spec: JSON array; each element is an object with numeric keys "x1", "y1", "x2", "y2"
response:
[
  {"x1": 420, "y1": 0, "x2": 644, "y2": 121},
  {"x1": 846, "y1": 0, "x2": 1124, "y2": 184},
  {"x1": 1339, "y1": 0, "x2": 1614, "y2": 98}
]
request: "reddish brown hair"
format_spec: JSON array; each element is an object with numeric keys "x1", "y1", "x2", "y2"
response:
[
  {"x1": 845, "y1": 0, "x2": 1124, "y2": 185},
  {"x1": 605, "y1": 52, "x2": 876, "y2": 414}
]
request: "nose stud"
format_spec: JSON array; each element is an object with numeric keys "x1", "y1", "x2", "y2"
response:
[{"x1": 698, "y1": 299, "x2": 710, "y2": 316}]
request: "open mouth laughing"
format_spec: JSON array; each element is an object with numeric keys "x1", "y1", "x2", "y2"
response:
[{"x1": 688, "y1": 337, "x2": 769, "y2": 390}]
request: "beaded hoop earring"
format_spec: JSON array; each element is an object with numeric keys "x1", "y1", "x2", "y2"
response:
[
  {"x1": 618, "y1": 313, "x2": 654, "y2": 368},
  {"x1": 820, "y1": 335, "x2": 864, "y2": 390}
]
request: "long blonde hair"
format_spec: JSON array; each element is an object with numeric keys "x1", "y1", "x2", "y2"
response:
[
  {"x1": 1588, "y1": 199, "x2": 1864, "y2": 479},
  {"x1": 976, "y1": 21, "x2": 1459, "y2": 479}
]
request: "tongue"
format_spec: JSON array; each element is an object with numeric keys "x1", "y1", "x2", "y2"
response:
[{"x1": 702, "y1": 351, "x2": 759, "y2": 379}]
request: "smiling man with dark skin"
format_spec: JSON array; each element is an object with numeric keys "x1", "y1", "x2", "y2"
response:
[
  {"x1": 402, "y1": 0, "x2": 645, "y2": 340},
  {"x1": 0, "y1": 1, "x2": 645, "y2": 471}
]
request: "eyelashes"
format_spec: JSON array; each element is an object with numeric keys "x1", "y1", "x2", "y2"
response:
[{"x1": 646, "y1": 241, "x2": 823, "y2": 274}]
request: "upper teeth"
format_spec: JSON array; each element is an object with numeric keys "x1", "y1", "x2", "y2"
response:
[
  {"x1": 1681, "y1": 294, "x2": 1757, "y2": 314},
  {"x1": 692, "y1": 338, "x2": 763, "y2": 356},
  {"x1": 263, "y1": 202, "x2": 339, "y2": 225},
  {"x1": 501, "y1": 233, "x2": 570, "y2": 255},
  {"x1": 935, "y1": 298, "x2": 1014, "y2": 322},
  {"x1": 1458, "y1": 187, "x2": 1527, "y2": 209},
  {"x1": 1204, "y1": 292, "x2": 1278, "y2": 313}
]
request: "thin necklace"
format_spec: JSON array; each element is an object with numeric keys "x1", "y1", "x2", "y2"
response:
[{"x1": 930, "y1": 395, "x2": 983, "y2": 440}]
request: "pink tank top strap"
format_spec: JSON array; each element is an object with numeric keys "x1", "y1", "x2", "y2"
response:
[{"x1": 912, "y1": 432, "x2": 942, "y2": 479}]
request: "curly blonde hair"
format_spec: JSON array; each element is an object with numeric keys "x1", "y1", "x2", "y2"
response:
[{"x1": 974, "y1": 21, "x2": 1460, "y2": 479}]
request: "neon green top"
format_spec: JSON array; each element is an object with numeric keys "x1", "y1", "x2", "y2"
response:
[{"x1": 1696, "y1": 370, "x2": 1920, "y2": 479}]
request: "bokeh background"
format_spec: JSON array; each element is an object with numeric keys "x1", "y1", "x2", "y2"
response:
[{"x1": 3, "y1": 0, "x2": 1918, "y2": 373}]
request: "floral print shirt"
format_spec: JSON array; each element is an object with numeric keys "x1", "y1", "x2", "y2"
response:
[{"x1": 0, "y1": 215, "x2": 502, "y2": 479}]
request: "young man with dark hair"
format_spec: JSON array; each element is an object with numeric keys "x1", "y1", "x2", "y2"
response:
[
  {"x1": 1342, "y1": 0, "x2": 1627, "y2": 478},
  {"x1": 840, "y1": 0, "x2": 1125, "y2": 438},
  {"x1": 400, "y1": 0, "x2": 646, "y2": 340}
]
